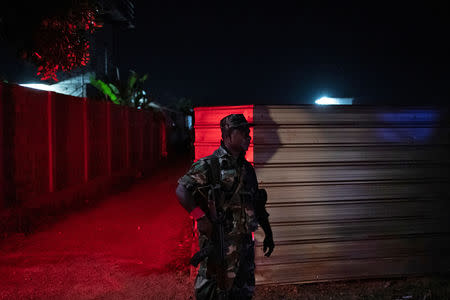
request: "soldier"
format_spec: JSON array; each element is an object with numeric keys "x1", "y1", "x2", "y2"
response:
[{"x1": 176, "y1": 114, "x2": 275, "y2": 299}]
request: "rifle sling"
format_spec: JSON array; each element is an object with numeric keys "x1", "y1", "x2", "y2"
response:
[{"x1": 207, "y1": 156, "x2": 220, "y2": 186}]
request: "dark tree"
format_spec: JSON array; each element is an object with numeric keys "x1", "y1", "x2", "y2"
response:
[{"x1": 0, "y1": 0, "x2": 101, "y2": 82}]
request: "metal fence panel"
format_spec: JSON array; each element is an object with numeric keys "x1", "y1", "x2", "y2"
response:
[
  {"x1": 53, "y1": 93, "x2": 85, "y2": 190},
  {"x1": 110, "y1": 104, "x2": 128, "y2": 172},
  {"x1": 194, "y1": 104, "x2": 450, "y2": 285},
  {"x1": 87, "y1": 101, "x2": 109, "y2": 180},
  {"x1": 253, "y1": 105, "x2": 450, "y2": 285},
  {"x1": 13, "y1": 86, "x2": 50, "y2": 203}
]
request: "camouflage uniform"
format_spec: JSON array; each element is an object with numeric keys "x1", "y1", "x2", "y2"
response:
[{"x1": 178, "y1": 143, "x2": 267, "y2": 299}]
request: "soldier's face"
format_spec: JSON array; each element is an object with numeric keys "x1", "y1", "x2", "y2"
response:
[{"x1": 228, "y1": 127, "x2": 251, "y2": 153}]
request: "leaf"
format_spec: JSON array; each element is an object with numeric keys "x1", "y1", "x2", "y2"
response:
[
  {"x1": 140, "y1": 74, "x2": 148, "y2": 82},
  {"x1": 128, "y1": 73, "x2": 137, "y2": 89},
  {"x1": 89, "y1": 78, "x2": 120, "y2": 104},
  {"x1": 108, "y1": 83, "x2": 119, "y2": 95}
]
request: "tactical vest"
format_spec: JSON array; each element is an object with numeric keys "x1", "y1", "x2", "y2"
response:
[{"x1": 204, "y1": 155, "x2": 259, "y2": 235}]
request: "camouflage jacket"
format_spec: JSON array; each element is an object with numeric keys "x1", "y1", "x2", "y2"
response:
[
  {"x1": 179, "y1": 144, "x2": 269, "y2": 288},
  {"x1": 178, "y1": 144, "x2": 269, "y2": 237}
]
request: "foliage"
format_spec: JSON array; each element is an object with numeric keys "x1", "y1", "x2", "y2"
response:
[
  {"x1": 174, "y1": 97, "x2": 193, "y2": 115},
  {"x1": 89, "y1": 70, "x2": 151, "y2": 109},
  {"x1": 0, "y1": 1, "x2": 101, "y2": 82},
  {"x1": 33, "y1": 7, "x2": 100, "y2": 81},
  {"x1": 90, "y1": 77, "x2": 120, "y2": 104},
  {"x1": 165, "y1": 97, "x2": 193, "y2": 115}
]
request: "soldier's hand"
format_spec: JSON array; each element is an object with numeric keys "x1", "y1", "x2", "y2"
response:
[
  {"x1": 197, "y1": 216, "x2": 213, "y2": 239},
  {"x1": 263, "y1": 235, "x2": 275, "y2": 257}
]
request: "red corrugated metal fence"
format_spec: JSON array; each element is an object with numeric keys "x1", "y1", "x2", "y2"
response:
[{"x1": 0, "y1": 82, "x2": 166, "y2": 216}]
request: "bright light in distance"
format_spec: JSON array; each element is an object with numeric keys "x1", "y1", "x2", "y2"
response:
[
  {"x1": 315, "y1": 97, "x2": 338, "y2": 105},
  {"x1": 19, "y1": 83, "x2": 55, "y2": 92},
  {"x1": 315, "y1": 97, "x2": 353, "y2": 105}
]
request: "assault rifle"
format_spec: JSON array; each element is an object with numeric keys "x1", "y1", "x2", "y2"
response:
[{"x1": 190, "y1": 183, "x2": 226, "y2": 268}]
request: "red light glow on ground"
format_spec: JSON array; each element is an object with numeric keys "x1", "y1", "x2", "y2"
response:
[{"x1": 0, "y1": 159, "x2": 194, "y2": 299}]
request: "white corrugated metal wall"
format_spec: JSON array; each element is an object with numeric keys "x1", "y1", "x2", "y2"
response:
[{"x1": 194, "y1": 105, "x2": 450, "y2": 285}]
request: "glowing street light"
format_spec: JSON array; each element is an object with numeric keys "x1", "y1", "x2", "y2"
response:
[{"x1": 315, "y1": 97, "x2": 353, "y2": 105}]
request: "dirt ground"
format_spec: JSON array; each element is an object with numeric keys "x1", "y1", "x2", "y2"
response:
[
  {"x1": 1, "y1": 158, "x2": 449, "y2": 300},
  {"x1": 0, "y1": 159, "x2": 195, "y2": 300},
  {"x1": 253, "y1": 276, "x2": 450, "y2": 300}
]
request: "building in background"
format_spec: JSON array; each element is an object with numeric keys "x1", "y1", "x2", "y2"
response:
[{"x1": 90, "y1": 0, "x2": 135, "y2": 83}]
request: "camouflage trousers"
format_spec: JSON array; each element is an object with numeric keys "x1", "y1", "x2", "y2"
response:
[{"x1": 194, "y1": 237, "x2": 255, "y2": 300}]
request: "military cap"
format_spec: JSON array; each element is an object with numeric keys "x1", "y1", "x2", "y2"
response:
[{"x1": 220, "y1": 114, "x2": 253, "y2": 132}]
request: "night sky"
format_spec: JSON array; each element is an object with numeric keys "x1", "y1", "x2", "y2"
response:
[
  {"x1": 1, "y1": 2, "x2": 449, "y2": 106},
  {"x1": 117, "y1": 2, "x2": 448, "y2": 106}
]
